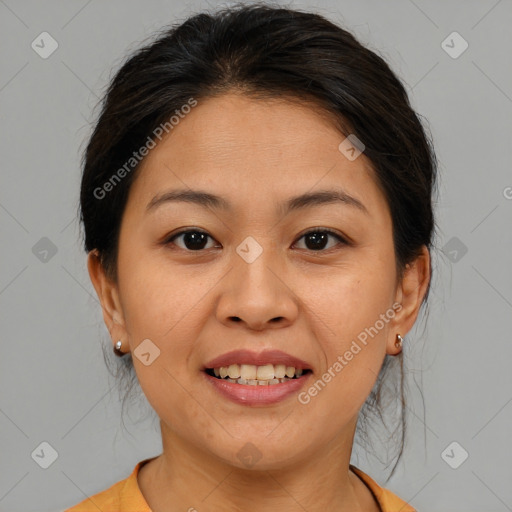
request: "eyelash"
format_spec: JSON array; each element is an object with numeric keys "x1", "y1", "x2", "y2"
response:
[{"x1": 163, "y1": 228, "x2": 349, "y2": 253}]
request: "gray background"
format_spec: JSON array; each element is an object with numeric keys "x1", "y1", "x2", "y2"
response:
[{"x1": 1, "y1": 0, "x2": 511, "y2": 511}]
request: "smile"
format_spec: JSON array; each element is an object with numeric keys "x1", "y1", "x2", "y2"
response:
[
  {"x1": 206, "y1": 363, "x2": 310, "y2": 385},
  {"x1": 202, "y1": 365, "x2": 313, "y2": 406}
]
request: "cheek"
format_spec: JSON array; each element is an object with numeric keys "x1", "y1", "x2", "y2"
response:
[
  {"x1": 119, "y1": 263, "x2": 209, "y2": 429},
  {"x1": 299, "y1": 263, "x2": 394, "y2": 414},
  {"x1": 305, "y1": 257, "x2": 395, "y2": 345},
  {"x1": 118, "y1": 248, "x2": 206, "y2": 342}
]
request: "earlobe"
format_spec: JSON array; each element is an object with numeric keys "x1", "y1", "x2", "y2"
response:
[{"x1": 385, "y1": 333, "x2": 404, "y2": 357}]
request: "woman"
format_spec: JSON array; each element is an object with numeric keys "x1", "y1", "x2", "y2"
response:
[{"x1": 66, "y1": 3, "x2": 437, "y2": 511}]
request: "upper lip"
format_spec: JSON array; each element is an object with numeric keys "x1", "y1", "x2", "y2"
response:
[{"x1": 203, "y1": 349, "x2": 313, "y2": 371}]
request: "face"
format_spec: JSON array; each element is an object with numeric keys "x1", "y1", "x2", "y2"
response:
[{"x1": 89, "y1": 92, "x2": 429, "y2": 471}]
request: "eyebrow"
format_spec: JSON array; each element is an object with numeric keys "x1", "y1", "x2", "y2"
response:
[{"x1": 146, "y1": 187, "x2": 369, "y2": 216}]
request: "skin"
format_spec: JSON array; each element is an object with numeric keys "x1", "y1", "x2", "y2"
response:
[{"x1": 88, "y1": 92, "x2": 430, "y2": 512}]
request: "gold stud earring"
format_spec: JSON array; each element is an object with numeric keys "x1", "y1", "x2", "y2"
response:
[
  {"x1": 113, "y1": 340, "x2": 124, "y2": 357},
  {"x1": 395, "y1": 334, "x2": 403, "y2": 350}
]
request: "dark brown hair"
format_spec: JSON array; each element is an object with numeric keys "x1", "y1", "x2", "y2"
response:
[{"x1": 78, "y1": 1, "x2": 438, "y2": 481}]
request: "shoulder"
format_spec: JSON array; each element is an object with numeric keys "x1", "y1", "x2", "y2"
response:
[
  {"x1": 64, "y1": 477, "x2": 123, "y2": 511},
  {"x1": 350, "y1": 465, "x2": 417, "y2": 512},
  {"x1": 64, "y1": 459, "x2": 154, "y2": 512}
]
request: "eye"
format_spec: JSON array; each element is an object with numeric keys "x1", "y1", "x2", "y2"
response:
[
  {"x1": 164, "y1": 229, "x2": 218, "y2": 251},
  {"x1": 293, "y1": 228, "x2": 348, "y2": 252},
  {"x1": 163, "y1": 227, "x2": 348, "y2": 252}
]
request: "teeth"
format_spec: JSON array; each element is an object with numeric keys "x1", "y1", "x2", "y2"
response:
[
  {"x1": 228, "y1": 364, "x2": 241, "y2": 379},
  {"x1": 236, "y1": 377, "x2": 296, "y2": 386},
  {"x1": 256, "y1": 364, "x2": 274, "y2": 380},
  {"x1": 285, "y1": 366, "x2": 295, "y2": 378},
  {"x1": 212, "y1": 364, "x2": 306, "y2": 381},
  {"x1": 274, "y1": 364, "x2": 286, "y2": 378},
  {"x1": 240, "y1": 364, "x2": 257, "y2": 380}
]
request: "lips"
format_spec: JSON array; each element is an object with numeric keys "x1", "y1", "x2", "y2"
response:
[
  {"x1": 202, "y1": 369, "x2": 312, "y2": 405},
  {"x1": 203, "y1": 349, "x2": 313, "y2": 372}
]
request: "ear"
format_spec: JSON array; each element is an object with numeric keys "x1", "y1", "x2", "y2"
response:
[
  {"x1": 87, "y1": 249, "x2": 129, "y2": 353},
  {"x1": 387, "y1": 245, "x2": 431, "y2": 355}
]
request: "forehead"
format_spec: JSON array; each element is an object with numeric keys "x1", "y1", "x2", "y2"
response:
[
  {"x1": 127, "y1": 93, "x2": 389, "y2": 221},
  {"x1": 149, "y1": 93, "x2": 352, "y2": 165}
]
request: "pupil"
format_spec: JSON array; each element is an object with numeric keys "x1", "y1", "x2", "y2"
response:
[
  {"x1": 306, "y1": 232, "x2": 327, "y2": 250},
  {"x1": 184, "y1": 232, "x2": 208, "y2": 250}
]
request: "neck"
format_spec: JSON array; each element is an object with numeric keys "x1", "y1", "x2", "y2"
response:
[{"x1": 138, "y1": 417, "x2": 377, "y2": 512}]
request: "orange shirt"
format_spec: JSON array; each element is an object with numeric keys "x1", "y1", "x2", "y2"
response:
[{"x1": 65, "y1": 457, "x2": 416, "y2": 512}]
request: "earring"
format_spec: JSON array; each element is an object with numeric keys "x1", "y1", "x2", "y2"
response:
[
  {"x1": 113, "y1": 340, "x2": 124, "y2": 357},
  {"x1": 395, "y1": 334, "x2": 403, "y2": 350}
]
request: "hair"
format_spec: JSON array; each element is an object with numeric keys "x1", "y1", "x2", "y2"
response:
[{"x1": 78, "y1": 1, "x2": 438, "y2": 482}]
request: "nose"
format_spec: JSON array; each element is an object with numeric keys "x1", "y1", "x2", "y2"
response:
[{"x1": 215, "y1": 244, "x2": 299, "y2": 331}]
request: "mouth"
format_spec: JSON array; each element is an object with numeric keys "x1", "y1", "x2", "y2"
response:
[
  {"x1": 204, "y1": 364, "x2": 313, "y2": 386},
  {"x1": 202, "y1": 365, "x2": 313, "y2": 406},
  {"x1": 201, "y1": 349, "x2": 314, "y2": 405}
]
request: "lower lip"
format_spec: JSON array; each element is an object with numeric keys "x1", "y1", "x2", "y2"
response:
[{"x1": 202, "y1": 371, "x2": 312, "y2": 406}]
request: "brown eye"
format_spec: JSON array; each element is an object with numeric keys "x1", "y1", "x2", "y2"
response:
[
  {"x1": 294, "y1": 229, "x2": 347, "y2": 252},
  {"x1": 163, "y1": 227, "x2": 348, "y2": 253},
  {"x1": 165, "y1": 229, "x2": 217, "y2": 251}
]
